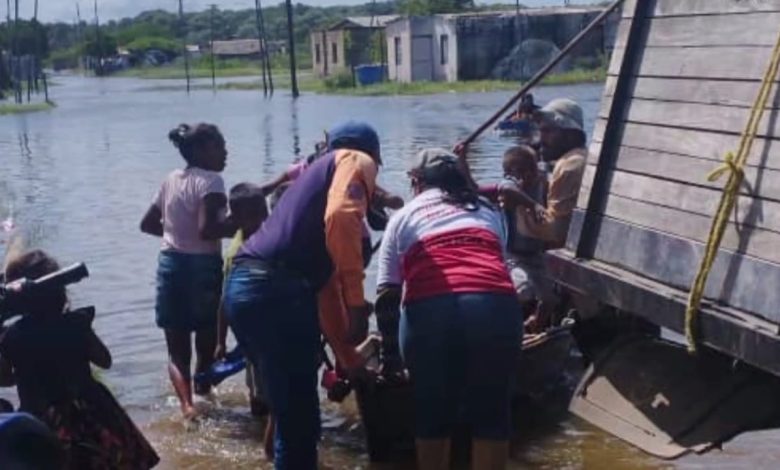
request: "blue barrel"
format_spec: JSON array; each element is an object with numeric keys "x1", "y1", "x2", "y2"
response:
[{"x1": 356, "y1": 65, "x2": 386, "y2": 86}]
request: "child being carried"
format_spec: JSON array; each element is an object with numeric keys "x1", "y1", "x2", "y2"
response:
[{"x1": 483, "y1": 145, "x2": 551, "y2": 309}]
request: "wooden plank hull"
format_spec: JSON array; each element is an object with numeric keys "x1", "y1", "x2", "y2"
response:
[{"x1": 573, "y1": 0, "x2": 780, "y2": 332}]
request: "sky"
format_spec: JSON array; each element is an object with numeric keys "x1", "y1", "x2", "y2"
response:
[{"x1": 23, "y1": 0, "x2": 600, "y2": 23}]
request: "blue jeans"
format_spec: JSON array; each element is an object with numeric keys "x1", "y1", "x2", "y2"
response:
[
  {"x1": 224, "y1": 262, "x2": 320, "y2": 470},
  {"x1": 155, "y1": 251, "x2": 222, "y2": 332},
  {"x1": 400, "y1": 293, "x2": 522, "y2": 440}
]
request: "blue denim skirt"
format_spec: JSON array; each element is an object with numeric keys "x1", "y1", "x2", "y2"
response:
[
  {"x1": 400, "y1": 292, "x2": 522, "y2": 440},
  {"x1": 155, "y1": 250, "x2": 223, "y2": 332}
]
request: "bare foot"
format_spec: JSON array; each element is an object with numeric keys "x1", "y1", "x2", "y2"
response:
[{"x1": 183, "y1": 405, "x2": 199, "y2": 421}]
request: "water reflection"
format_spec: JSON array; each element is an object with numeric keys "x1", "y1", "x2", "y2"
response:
[
  {"x1": 260, "y1": 112, "x2": 274, "y2": 179},
  {"x1": 290, "y1": 98, "x2": 301, "y2": 157}
]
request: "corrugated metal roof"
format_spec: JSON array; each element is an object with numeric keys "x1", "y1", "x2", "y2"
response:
[
  {"x1": 328, "y1": 15, "x2": 399, "y2": 30},
  {"x1": 386, "y1": 6, "x2": 605, "y2": 24}
]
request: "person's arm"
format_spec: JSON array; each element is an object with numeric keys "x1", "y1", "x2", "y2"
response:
[
  {"x1": 140, "y1": 204, "x2": 163, "y2": 237},
  {"x1": 524, "y1": 157, "x2": 586, "y2": 247},
  {"x1": 375, "y1": 216, "x2": 404, "y2": 373},
  {"x1": 0, "y1": 357, "x2": 15, "y2": 386},
  {"x1": 376, "y1": 208, "x2": 403, "y2": 296},
  {"x1": 86, "y1": 328, "x2": 112, "y2": 369},
  {"x1": 324, "y1": 151, "x2": 378, "y2": 342},
  {"x1": 0, "y1": 328, "x2": 16, "y2": 386},
  {"x1": 498, "y1": 184, "x2": 542, "y2": 211},
  {"x1": 260, "y1": 172, "x2": 291, "y2": 197},
  {"x1": 215, "y1": 265, "x2": 233, "y2": 360},
  {"x1": 478, "y1": 183, "x2": 500, "y2": 202},
  {"x1": 199, "y1": 193, "x2": 236, "y2": 240},
  {"x1": 374, "y1": 184, "x2": 404, "y2": 210}
]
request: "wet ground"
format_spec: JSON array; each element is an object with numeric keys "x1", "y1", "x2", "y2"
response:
[{"x1": 1, "y1": 76, "x2": 778, "y2": 468}]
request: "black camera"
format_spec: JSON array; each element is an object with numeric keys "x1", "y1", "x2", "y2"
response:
[{"x1": 0, "y1": 263, "x2": 89, "y2": 321}]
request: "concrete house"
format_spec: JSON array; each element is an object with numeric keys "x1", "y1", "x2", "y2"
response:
[
  {"x1": 386, "y1": 6, "x2": 618, "y2": 83},
  {"x1": 310, "y1": 15, "x2": 399, "y2": 77},
  {"x1": 386, "y1": 16, "x2": 458, "y2": 82}
]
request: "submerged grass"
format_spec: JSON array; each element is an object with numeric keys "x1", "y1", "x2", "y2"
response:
[
  {"x1": 0, "y1": 101, "x2": 56, "y2": 116},
  {"x1": 125, "y1": 61, "x2": 606, "y2": 96},
  {"x1": 116, "y1": 65, "x2": 265, "y2": 80},
  {"x1": 214, "y1": 66, "x2": 606, "y2": 96}
]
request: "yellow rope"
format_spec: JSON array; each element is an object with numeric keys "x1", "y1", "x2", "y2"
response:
[{"x1": 685, "y1": 30, "x2": 780, "y2": 354}]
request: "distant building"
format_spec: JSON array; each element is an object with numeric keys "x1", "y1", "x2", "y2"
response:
[
  {"x1": 386, "y1": 7, "x2": 618, "y2": 83},
  {"x1": 386, "y1": 16, "x2": 458, "y2": 83},
  {"x1": 210, "y1": 39, "x2": 285, "y2": 60},
  {"x1": 212, "y1": 39, "x2": 262, "y2": 59},
  {"x1": 310, "y1": 15, "x2": 399, "y2": 77},
  {"x1": 186, "y1": 44, "x2": 202, "y2": 59}
]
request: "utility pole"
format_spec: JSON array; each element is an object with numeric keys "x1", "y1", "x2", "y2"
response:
[
  {"x1": 178, "y1": 0, "x2": 191, "y2": 94},
  {"x1": 322, "y1": 30, "x2": 328, "y2": 76},
  {"x1": 13, "y1": 0, "x2": 19, "y2": 102},
  {"x1": 209, "y1": 4, "x2": 216, "y2": 92},
  {"x1": 93, "y1": 0, "x2": 102, "y2": 76},
  {"x1": 257, "y1": 0, "x2": 273, "y2": 94},
  {"x1": 253, "y1": 0, "x2": 268, "y2": 96},
  {"x1": 12, "y1": 0, "x2": 18, "y2": 57},
  {"x1": 75, "y1": 2, "x2": 83, "y2": 73},
  {"x1": 284, "y1": 0, "x2": 298, "y2": 97},
  {"x1": 33, "y1": 0, "x2": 40, "y2": 93}
]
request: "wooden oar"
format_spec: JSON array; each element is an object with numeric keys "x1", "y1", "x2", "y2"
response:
[{"x1": 459, "y1": 0, "x2": 625, "y2": 148}]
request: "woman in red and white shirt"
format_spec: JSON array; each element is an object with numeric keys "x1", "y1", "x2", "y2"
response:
[{"x1": 376, "y1": 148, "x2": 522, "y2": 470}]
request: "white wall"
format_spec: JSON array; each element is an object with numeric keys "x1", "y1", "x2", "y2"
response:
[
  {"x1": 310, "y1": 30, "x2": 349, "y2": 77},
  {"x1": 387, "y1": 16, "x2": 458, "y2": 83},
  {"x1": 386, "y1": 20, "x2": 412, "y2": 82},
  {"x1": 432, "y1": 18, "x2": 457, "y2": 82}
]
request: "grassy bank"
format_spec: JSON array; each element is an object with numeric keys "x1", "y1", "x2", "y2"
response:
[
  {"x1": 0, "y1": 101, "x2": 56, "y2": 116},
  {"x1": 216, "y1": 66, "x2": 606, "y2": 96},
  {"x1": 116, "y1": 64, "x2": 265, "y2": 79}
]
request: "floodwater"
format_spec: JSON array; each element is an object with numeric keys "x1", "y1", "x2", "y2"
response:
[{"x1": 1, "y1": 76, "x2": 778, "y2": 469}]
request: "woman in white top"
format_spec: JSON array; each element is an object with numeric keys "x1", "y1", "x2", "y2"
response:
[{"x1": 376, "y1": 148, "x2": 522, "y2": 470}]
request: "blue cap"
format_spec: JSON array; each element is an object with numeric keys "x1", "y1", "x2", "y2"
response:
[{"x1": 327, "y1": 121, "x2": 381, "y2": 164}]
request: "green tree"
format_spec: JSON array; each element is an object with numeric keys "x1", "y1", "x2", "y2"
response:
[
  {"x1": 400, "y1": 0, "x2": 474, "y2": 15},
  {"x1": 0, "y1": 20, "x2": 49, "y2": 57},
  {"x1": 83, "y1": 31, "x2": 118, "y2": 58}
]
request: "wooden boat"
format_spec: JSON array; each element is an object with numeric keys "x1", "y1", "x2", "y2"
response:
[
  {"x1": 493, "y1": 117, "x2": 535, "y2": 138},
  {"x1": 547, "y1": 0, "x2": 780, "y2": 458},
  {"x1": 354, "y1": 324, "x2": 575, "y2": 462}
]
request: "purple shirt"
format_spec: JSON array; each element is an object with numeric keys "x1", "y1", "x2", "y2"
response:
[{"x1": 238, "y1": 153, "x2": 337, "y2": 290}]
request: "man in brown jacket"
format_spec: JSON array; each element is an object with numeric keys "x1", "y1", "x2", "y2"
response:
[
  {"x1": 512, "y1": 98, "x2": 588, "y2": 248},
  {"x1": 500, "y1": 98, "x2": 588, "y2": 329}
]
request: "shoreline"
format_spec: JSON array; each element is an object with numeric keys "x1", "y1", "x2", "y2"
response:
[
  {"x1": 0, "y1": 101, "x2": 57, "y2": 116},
  {"x1": 122, "y1": 66, "x2": 606, "y2": 96}
]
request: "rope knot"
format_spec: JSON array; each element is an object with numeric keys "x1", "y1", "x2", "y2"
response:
[{"x1": 707, "y1": 152, "x2": 744, "y2": 182}]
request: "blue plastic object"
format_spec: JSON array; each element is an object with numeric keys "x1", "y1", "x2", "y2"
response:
[
  {"x1": 495, "y1": 119, "x2": 533, "y2": 133},
  {"x1": 0, "y1": 412, "x2": 63, "y2": 468},
  {"x1": 356, "y1": 65, "x2": 386, "y2": 86},
  {"x1": 194, "y1": 346, "x2": 247, "y2": 388}
]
